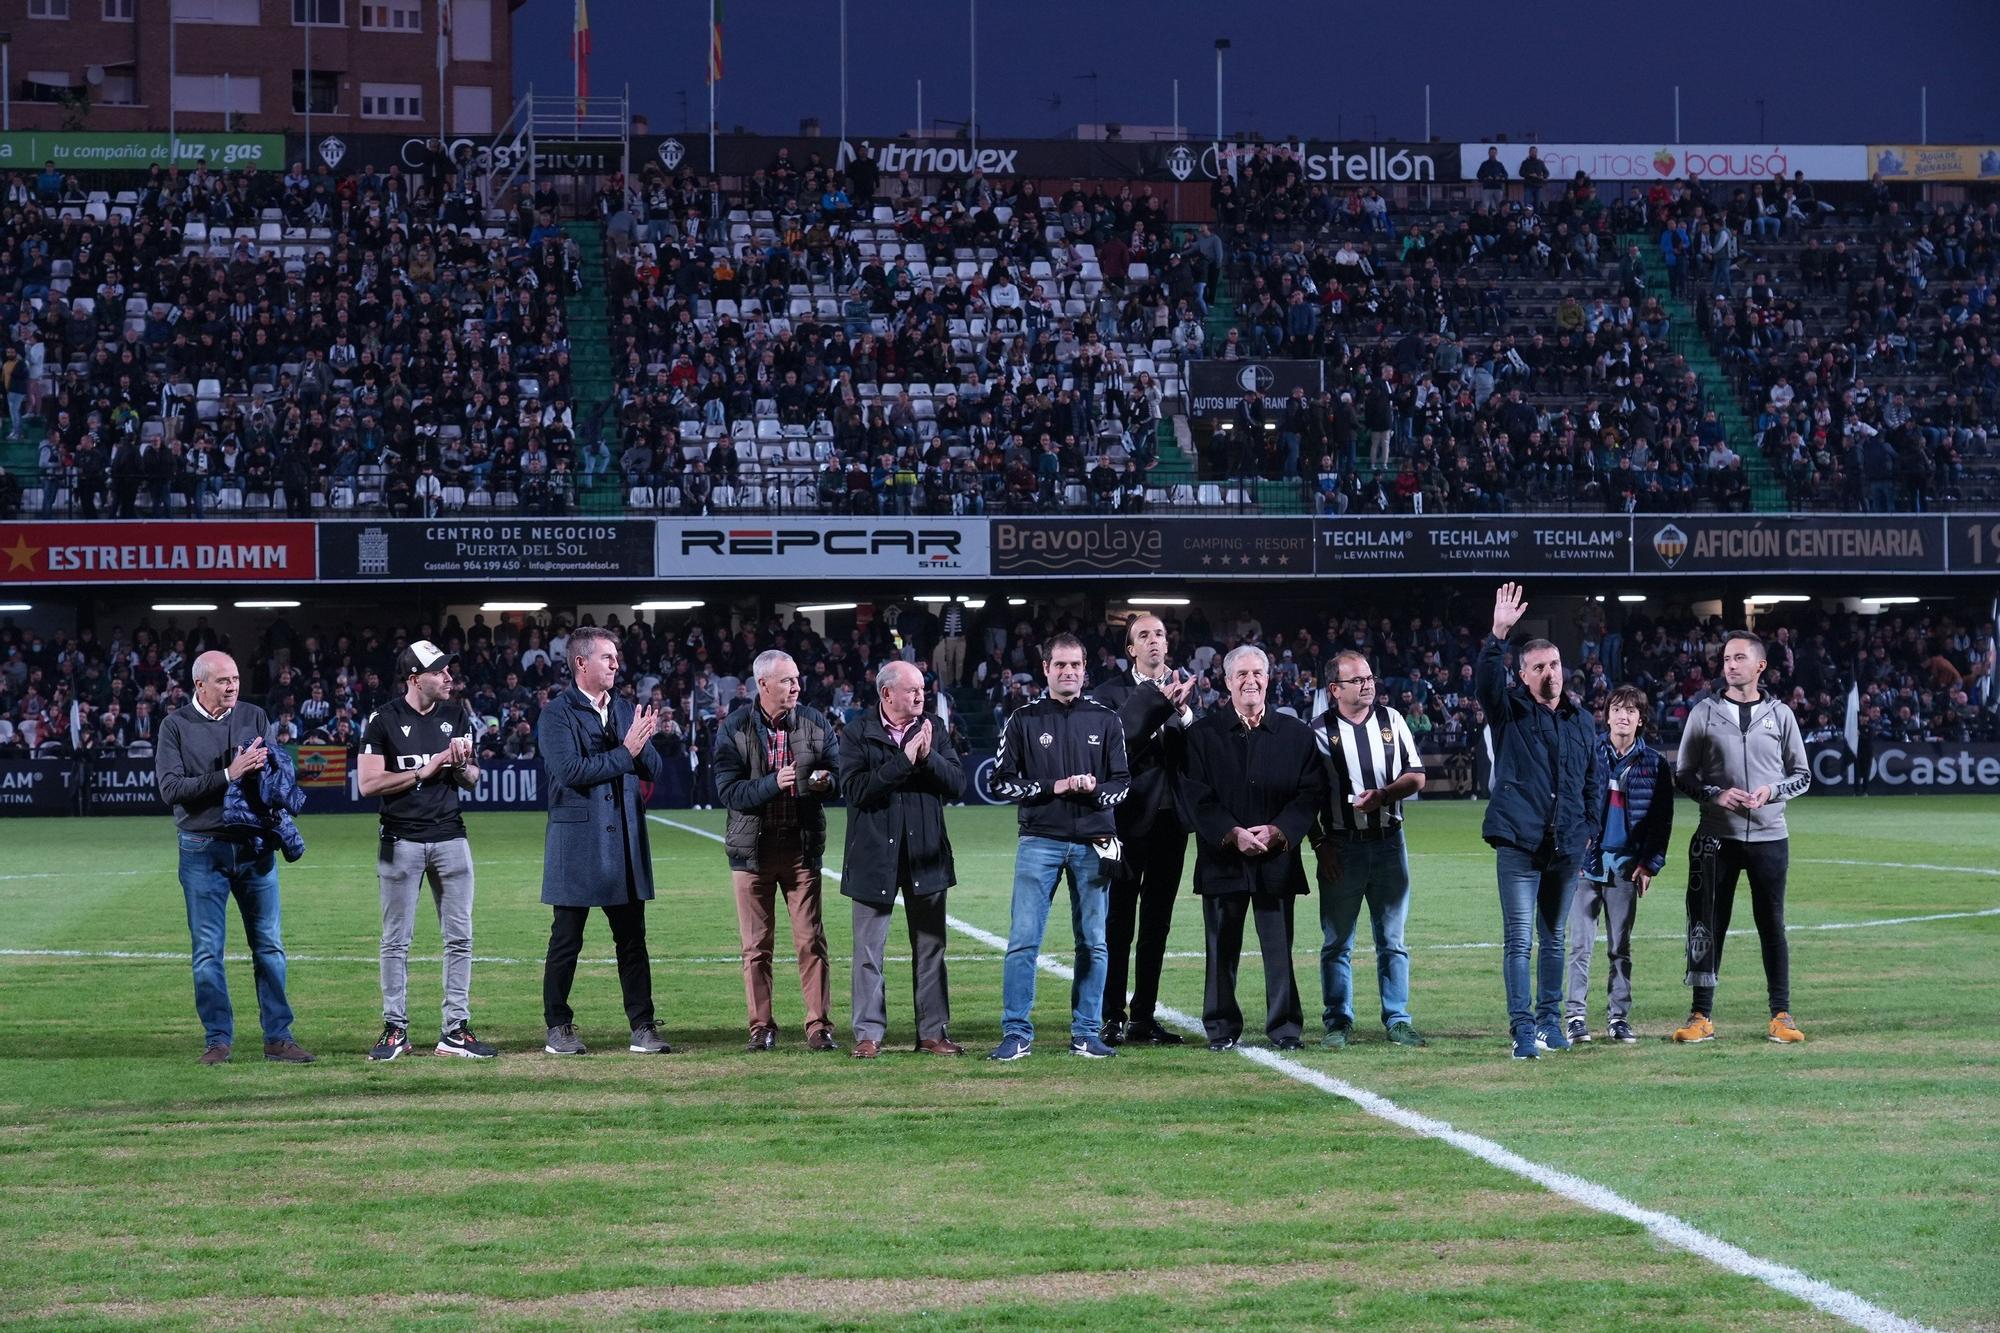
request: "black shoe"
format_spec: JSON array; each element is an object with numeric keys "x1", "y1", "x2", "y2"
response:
[
  {"x1": 1100, "y1": 1019, "x2": 1127, "y2": 1047},
  {"x1": 369, "y1": 1024, "x2": 412, "y2": 1062},
  {"x1": 1126, "y1": 1017, "x2": 1186, "y2": 1046},
  {"x1": 436, "y1": 1024, "x2": 497, "y2": 1059},
  {"x1": 1273, "y1": 1035, "x2": 1306, "y2": 1051},
  {"x1": 1206, "y1": 1035, "x2": 1239, "y2": 1052}
]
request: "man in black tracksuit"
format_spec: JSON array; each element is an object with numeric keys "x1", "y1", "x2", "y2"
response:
[
  {"x1": 989, "y1": 633, "x2": 1131, "y2": 1060},
  {"x1": 1089, "y1": 612, "x2": 1196, "y2": 1046}
]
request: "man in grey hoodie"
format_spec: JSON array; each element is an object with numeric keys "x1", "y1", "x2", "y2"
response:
[{"x1": 1671, "y1": 631, "x2": 1811, "y2": 1045}]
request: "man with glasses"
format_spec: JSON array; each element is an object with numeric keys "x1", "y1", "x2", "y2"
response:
[{"x1": 1311, "y1": 651, "x2": 1429, "y2": 1050}]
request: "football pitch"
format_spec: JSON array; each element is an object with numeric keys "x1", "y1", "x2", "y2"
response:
[{"x1": 2, "y1": 797, "x2": 1996, "y2": 1331}]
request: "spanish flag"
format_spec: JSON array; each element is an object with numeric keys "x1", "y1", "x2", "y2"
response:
[
  {"x1": 574, "y1": 0, "x2": 591, "y2": 104},
  {"x1": 708, "y1": 0, "x2": 724, "y2": 84}
]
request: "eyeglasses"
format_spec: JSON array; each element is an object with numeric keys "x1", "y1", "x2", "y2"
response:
[{"x1": 1337, "y1": 676, "x2": 1375, "y2": 687}]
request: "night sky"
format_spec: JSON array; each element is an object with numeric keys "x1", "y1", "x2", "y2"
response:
[{"x1": 513, "y1": 0, "x2": 2000, "y2": 147}]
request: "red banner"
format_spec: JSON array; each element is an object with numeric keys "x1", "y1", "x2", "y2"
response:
[{"x1": 0, "y1": 522, "x2": 316, "y2": 583}]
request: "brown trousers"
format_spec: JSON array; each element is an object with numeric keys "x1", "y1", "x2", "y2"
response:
[
  {"x1": 731, "y1": 832, "x2": 832, "y2": 1035},
  {"x1": 933, "y1": 635, "x2": 967, "y2": 686}
]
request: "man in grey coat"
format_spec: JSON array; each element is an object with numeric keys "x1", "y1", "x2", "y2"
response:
[
  {"x1": 1672, "y1": 630, "x2": 1812, "y2": 1045},
  {"x1": 538, "y1": 625, "x2": 673, "y2": 1056}
]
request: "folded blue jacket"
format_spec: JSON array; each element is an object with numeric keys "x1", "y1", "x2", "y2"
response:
[{"x1": 222, "y1": 744, "x2": 308, "y2": 862}]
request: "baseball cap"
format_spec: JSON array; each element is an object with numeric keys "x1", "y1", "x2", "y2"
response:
[{"x1": 397, "y1": 639, "x2": 457, "y2": 678}]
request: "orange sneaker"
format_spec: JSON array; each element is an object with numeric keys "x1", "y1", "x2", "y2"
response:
[
  {"x1": 1767, "y1": 1012, "x2": 1805, "y2": 1043},
  {"x1": 1671, "y1": 1012, "x2": 1716, "y2": 1044}
]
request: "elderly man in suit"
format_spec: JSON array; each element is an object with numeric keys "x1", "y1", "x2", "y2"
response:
[
  {"x1": 837, "y1": 659, "x2": 965, "y2": 1059},
  {"x1": 1177, "y1": 644, "x2": 1326, "y2": 1052},
  {"x1": 538, "y1": 625, "x2": 674, "y2": 1056}
]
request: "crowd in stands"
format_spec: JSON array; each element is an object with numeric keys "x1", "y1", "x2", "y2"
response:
[
  {"x1": 3, "y1": 597, "x2": 1992, "y2": 781},
  {"x1": 1, "y1": 142, "x2": 1993, "y2": 520},
  {"x1": 1, "y1": 153, "x2": 586, "y2": 518}
]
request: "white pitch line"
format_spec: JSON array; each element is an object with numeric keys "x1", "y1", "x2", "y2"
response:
[
  {"x1": 646, "y1": 813, "x2": 1934, "y2": 1333},
  {"x1": 0, "y1": 947, "x2": 975, "y2": 967}
]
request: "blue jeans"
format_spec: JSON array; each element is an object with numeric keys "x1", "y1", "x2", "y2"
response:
[
  {"x1": 1001, "y1": 836, "x2": 1109, "y2": 1042},
  {"x1": 1495, "y1": 845, "x2": 1576, "y2": 1038},
  {"x1": 1316, "y1": 829, "x2": 1412, "y2": 1031},
  {"x1": 178, "y1": 831, "x2": 294, "y2": 1048}
]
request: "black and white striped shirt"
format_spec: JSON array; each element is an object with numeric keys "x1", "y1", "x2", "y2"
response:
[{"x1": 1312, "y1": 704, "x2": 1422, "y2": 834}]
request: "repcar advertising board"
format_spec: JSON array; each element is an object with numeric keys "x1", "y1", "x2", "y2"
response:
[
  {"x1": 0, "y1": 522, "x2": 316, "y2": 583},
  {"x1": 316, "y1": 520, "x2": 656, "y2": 581},
  {"x1": 657, "y1": 519, "x2": 988, "y2": 578}
]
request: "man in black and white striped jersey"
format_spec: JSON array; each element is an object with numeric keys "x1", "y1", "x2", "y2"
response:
[{"x1": 1310, "y1": 650, "x2": 1429, "y2": 1050}]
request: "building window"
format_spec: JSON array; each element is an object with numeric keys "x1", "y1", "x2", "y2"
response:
[
  {"x1": 103, "y1": 0, "x2": 135, "y2": 20},
  {"x1": 23, "y1": 72, "x2": 77, "y2": 104},
  {"x1": 359, "y1": 83, "x2": 423, "y2": 120},
  {"x1": 28, "y1": 0, "x2": 72, "y2": 18},
  {"x1": 98, "y1": 71, "x2": 139, "y2": 105},
  {"x1": 293, "y1": 70, "x2": 340, "y2": 115},
  {"x1": 174, "y1": 0, "x2": 260, "y2": 23},
  {"x1": 171, "y1": 74, "x2": 260, "y2": 116},
  {"x1": 360, "y1": 2, "x2": 421, "y2": 31},
  {"x1": 293, "y1": 0, "x2": 345, "y2": 25}
]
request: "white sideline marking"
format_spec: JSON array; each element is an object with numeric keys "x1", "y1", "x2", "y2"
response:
[
  {"x1": 0, "y1": 948, "x2": 964, "y2": 967},
  {"x1": 647, "y1": 814, "x2": 1934, "y2": 1333}
]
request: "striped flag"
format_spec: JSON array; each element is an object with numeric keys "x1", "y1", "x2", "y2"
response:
[
  {"x1": 708, "y1": 0, "x2": 724, "y2": 84},
  {"x1": 437, "y1": 0, "x2": 451, "y2": 73},
  {"x1": 574, "y1": 0, "x2": 592, "y2": 105}
]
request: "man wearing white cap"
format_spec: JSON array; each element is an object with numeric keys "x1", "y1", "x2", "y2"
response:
[{"x1": 359, "y1": 639, "x2": 494, "y2": 1060}]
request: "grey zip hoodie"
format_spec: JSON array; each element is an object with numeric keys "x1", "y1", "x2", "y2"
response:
[{"x1": 1674, "y1": 688, "x2": 1811, "y2": 842}]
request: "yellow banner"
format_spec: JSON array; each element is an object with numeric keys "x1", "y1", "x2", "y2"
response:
[{"x1": 1868, "y1": 144, "x2": 2000, "y2": 182}]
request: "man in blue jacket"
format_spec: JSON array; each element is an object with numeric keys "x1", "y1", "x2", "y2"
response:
[
  {"x1": 1564, "y1": 685, "x2": 1672, "y2": 1045},
  {"x1": 1477, "y1": 583, "x2": 1605, "y2": 1059},
  {"x1": 538, "y1": 626, "x2": 673, "y2": 1057}
]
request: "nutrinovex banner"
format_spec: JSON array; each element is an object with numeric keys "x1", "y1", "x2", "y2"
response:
[{"x1": 0, "y1": 132, "x2": 284, "y2": 172}]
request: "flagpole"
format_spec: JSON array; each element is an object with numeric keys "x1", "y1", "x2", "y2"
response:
[
  {"x1": 716, "y1": 0, "x2": 724, "y2": 174},
  {"x1": 437, "y1": 0, "x2": 447, "y2": 142}
]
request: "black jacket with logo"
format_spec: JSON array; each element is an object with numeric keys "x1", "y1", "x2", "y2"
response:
[{"x1": 991, "y1": 693, "x2": 1131, "y2": 842}]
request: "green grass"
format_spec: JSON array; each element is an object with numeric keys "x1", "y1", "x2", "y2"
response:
[{"x1": 2, "y1": 797, "x2": 1996, "y2": 1330}]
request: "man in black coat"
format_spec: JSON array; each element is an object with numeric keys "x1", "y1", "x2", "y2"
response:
[
  {"x1": 1477, "y1": 583, "x2": 1605, "y2": 1060},
  {"x1": 837, "y1": 660, "x2": 965, "y2": 1059},
  {"x1": 1090, "y1": 612, "x2": 1196, "y2": 1046},
  {"x1": 538, "y1": 626, "x2": 674, "y2": 1057},
  {"x1": 1177, "y1": 645, "x2": 1327, "y2": 1051}
]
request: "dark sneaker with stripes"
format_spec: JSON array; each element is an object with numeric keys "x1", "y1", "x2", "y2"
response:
[
  {"x1": 368, "y1": 1024, "x2": 412, "y2": 1062},
  {"x1": 436, "y1": 1025, "x2": 497, "y2": 1059}
]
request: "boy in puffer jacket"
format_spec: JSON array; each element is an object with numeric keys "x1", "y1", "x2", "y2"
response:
[{"x1": 1564, "y1": 686, "x2": 1673, "y2": 1045}]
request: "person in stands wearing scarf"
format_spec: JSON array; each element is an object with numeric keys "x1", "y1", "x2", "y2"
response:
[{"x1": 1563, "y1": 686, "x2": 1673, "y2": 1046}]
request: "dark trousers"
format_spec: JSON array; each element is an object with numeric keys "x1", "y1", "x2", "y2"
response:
[
  {"x1": 1103, "y1": 829, "x2": 1187, "y2": 1026},
  {"x1": 543, "y1": 897, "x2": 655, "y2": 1029},
  {"x1": 1692, "y1": 838, "x2": 1790, "y2": 1017},
  {"x1": 1201, "y1": 892, "x2": 1302, "y2": 1043}
]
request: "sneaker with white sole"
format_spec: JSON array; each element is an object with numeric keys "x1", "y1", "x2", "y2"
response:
[
  {"x1": 368, "y1": 1024, "x2": 412, "y2": 1062},
  {"x1": 987, "y1": 1034, "x2": 1033, "y2": 1061},
  {"x1": 1565, "y1": 1016, "x2": 1592, "y2": 1045},
  {"x1": 1069, "y1": 1035, "x2": 1118, "y2": 1059},
  {"x1": 1608, "y1": 1019, "x2": 1639, "y2": 1044},
  {"x1": 544, "y1": 1024, "x2": 588, "y2": 1056},
  {"x1": 436, "y1": 1024, "x2": 497, "y2": 1059},
  {"x1": 1767, "y1": 1012, "x2": 1805, "y2": 1043},
  {"x1": 1536, "y1": 1024, "x2": 1570, "y2": 1053},
  {"x1": 628, "y1": 1022, "x2": 673, "y2": 1054}
]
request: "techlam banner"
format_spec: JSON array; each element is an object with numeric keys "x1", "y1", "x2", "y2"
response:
[
  {"x1": 0, "y1": 522, "x2": 315, "y2": 583},
  {"x1": 1458, "y1": 143, "x2": 1868, "y2": 182},
  {"x1": 0, "y1": 758, "x2": 79, "y2": 815},
  {"x1": 1316, "y1": 516, "x2": 1629, "y2": 576},
  {"x1": 657, "y1": 518, "x2": 989, "y2": 578}
]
